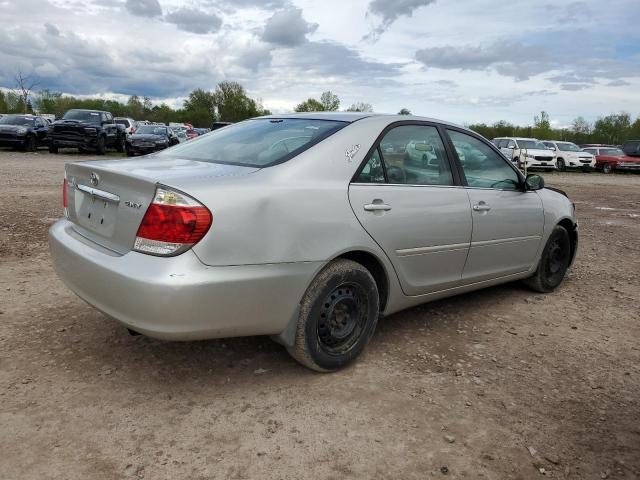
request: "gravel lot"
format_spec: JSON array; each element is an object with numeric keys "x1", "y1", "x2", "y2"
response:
[{"x1": 1, "y1": 150, "x2": 639, "y2": 479}]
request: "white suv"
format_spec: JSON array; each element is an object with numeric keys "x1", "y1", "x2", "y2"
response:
[
  {"x1": 541, "y1": 141, "x2": 595, "y2": 171},
  {"x1": 493, "y1": 137, "x2": 557, "y2": 171},
  {"x1": 114, "y1": 117, "x2": 137, "y2": 134}
]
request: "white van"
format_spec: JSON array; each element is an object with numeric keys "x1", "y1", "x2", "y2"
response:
[{"x1": 493, "y1": 137, "x2": 557, "y2": 171}]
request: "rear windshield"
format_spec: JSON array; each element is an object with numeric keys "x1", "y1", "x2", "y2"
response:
[
  {"x1": 115, "y1": 119, "x2": 130, "y2": 126},
  {"x1": 0, "y1": 115, "x2": 35, "y2": 126},
  {"x1": 600, "y1": 148, "x2": 624, "y2": 156},
  {"x1": 63, "y1": 110, "x2": 101, "y2": 123},
  {"x1": 157, "y1": 118, "x2": 347, "y2": 167}
]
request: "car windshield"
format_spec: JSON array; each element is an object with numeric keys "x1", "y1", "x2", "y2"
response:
[
  {"x1": 557, "y1": 142, "x2": 580, "y2": 152},
  {"x1": 63, "y1": 110, "x2": 101, "y2": 123},
  {"x1": 517, "y1": 139, "x2": 547, "y2": 150},
  {"x1": 157, "y1": 118, "x2": 347, "y2": 167},
  {"x1": 0, "y1": 115, "x2": 35, "y2": 126},
  {"x1": 600, "y1": 148, "x2": 624, "y2": 156},
  {"x1": 136, "y1": 126, "x2": 166, "y2": 136}
]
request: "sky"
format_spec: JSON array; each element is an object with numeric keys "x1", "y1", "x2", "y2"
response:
[{"x1": 1, "y1": 0, "x2": 639, "y2": 126}]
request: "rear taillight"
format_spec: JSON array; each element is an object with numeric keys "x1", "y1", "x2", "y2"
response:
[
  {"x1": 134, "y1": 187, "x2": 212, "y2": 256},
  {"x1": 63, "y1": 178, "x2": 68, "y2": 217}
]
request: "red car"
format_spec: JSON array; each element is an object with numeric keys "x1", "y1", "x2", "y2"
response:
[
  {"x1": 581, "y1": 146, "x2": 640, "y2": 174},
  {"x1": 185, "y1": 128, "x2": 199, "y2": 140}
]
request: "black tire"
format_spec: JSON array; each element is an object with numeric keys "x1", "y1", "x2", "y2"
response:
[
  {"x1": 96, "y1": 136, "x2": 106, "y2": 155},
  {"x1": 524, "y1": 225, "x2": 571, "y2": 293},
  {"x1": 556, "y1": 158, "x2": 565, "y2": 172},
  {"x1": 115, "y1": 136, "x2": 125, "y2": 153},
  {"x1": 48, "y1": 144, "x2": 58, "y2": 154},
  {"x1": 602, "y1": 163, "x2": 612, "y2": 174},
  {"x1": 287, "y1": 259, "x2": 379, "y2": 372},
  {"x1": 24, "y1": 135, "x2": 37, "y2": 152}
]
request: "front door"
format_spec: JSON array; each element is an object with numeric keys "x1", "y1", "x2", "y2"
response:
[
  {"x1": 349, "y1": 123, "x2": 472, "y2": 296},
  {"x1": 446, "y1": 129, "x2": 544, "y2": 282}
]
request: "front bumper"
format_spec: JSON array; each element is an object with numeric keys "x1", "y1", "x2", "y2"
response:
[
  {"x1": 49, "y1": 219, "x2": 321, "y2": 340},
  {"x1": 50, "y1": 135, "x2": 96, "y2": 148},
  {"x1": 522, "y1": 158, "x2": 557, "y2": 169},
  {"x1": 0, "y1": 135, "x2": 26, "y2": 147},
  {"x1": 616, "y1": 163, "x2": 640, "y2": 172}
]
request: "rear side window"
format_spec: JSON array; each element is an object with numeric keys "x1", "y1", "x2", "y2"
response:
[
  {"x1": 355, "y1": 124, "x2": 454, "y2": 186},
  {"x1": 157, "y1": 118, "x2": 347, "y2": 167}
]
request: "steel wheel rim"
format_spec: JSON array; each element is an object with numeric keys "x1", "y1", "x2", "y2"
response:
[
  {"x1": 317, "y1": 282, "x2": 368, "y2": 355},
  {"x1": 545, "y1": 237, "x2": 568, "y2": 280}
]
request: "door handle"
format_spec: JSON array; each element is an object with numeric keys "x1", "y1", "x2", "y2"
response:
[
  {"x1": 473, "y1": 203, "x2": 491, "y2": 212},
  {"x1": 364, "y1": 203, "x2": 392, "y2": 212}
]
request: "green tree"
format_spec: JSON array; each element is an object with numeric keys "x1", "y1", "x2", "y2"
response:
[
  {"x1": 346, "y1": 102, "x2": 373, "y2": 112},
  {"x1": 320, "y1": 91, "x2": 340, "y2": 111},
  {"x1": 0, "y1": 90, "x2": 8, "y2": 113},
  {"x1": 398, "y1": 108, "x2": 411, "y2": 115},
  {"x1": 183, "y1": 88, "x2": 217, "y2": 126},
  {"x1": 35, "y1": 89, "x2": 62, "y2": 114},
  {"x1": 533, "y1": 110, "x2": 551, "y2": 139},
  {"x1": 213, "y1": 81, "x2": 265, "y2": 123},
  {"x1": 593, "y1": 112, "x2": 631, "y2": 144},
  {"x1": 294, "y1": 98, "x2": 325, "y2": 112}
]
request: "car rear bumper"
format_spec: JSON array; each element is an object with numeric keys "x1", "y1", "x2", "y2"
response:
[{"x1": 49, "y1": 219, "x2": 321, "y2": 340}]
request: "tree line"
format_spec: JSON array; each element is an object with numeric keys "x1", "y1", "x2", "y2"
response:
[
  {"x1": 468, "y1": 111, "x2": 640, "y2": 146},
  {"x1": 1, "y1": 76, "x2": 638, "y2": 144}
]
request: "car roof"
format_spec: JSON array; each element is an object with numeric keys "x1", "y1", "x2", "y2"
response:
[{"x1": 257, "y1": 112, "x2": 466, "y2": 129}]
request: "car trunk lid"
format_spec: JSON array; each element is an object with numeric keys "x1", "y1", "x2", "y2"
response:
[{"x1": 65, "y1": 156, "x2": 258, "y2": 254}]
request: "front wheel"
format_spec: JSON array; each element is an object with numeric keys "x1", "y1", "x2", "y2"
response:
[
  {"x1": 524, "y1": 225, "x2": 571, "y2": 293},
  {"x1": 556, "y1": 158, "x2": 565, "y2": 172},
  {"x1": 287, "y1": 259, "x2": 379, "y2": 372},
  {"x1": 24, "y1": 135, "x2": 37, "y2": 152},
  {"x1": 48, "y1": 144, "x2": 58, "y2": 154},
  {"x1": 96, "y1": 136, "x2": 106, "y2": 155}
]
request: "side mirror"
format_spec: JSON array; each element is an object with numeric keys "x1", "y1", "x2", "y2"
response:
[{"x1": 525, "y1": 174, "x2": 545, "y2": 191}]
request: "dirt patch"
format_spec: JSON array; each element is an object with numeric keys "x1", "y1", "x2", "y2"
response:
[{"x1": 1, "y1": 150, "x2": 639, "y2": 479}]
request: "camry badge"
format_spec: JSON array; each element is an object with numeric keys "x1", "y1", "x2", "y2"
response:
[
  {"x1": 89, "y1": 172, "x2": 100, "y2": 187},
  {"x1": 345, "y1": 144, "x2": 361, "y2": 162}
]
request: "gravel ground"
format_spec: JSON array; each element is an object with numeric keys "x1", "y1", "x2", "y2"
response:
[{"x1": 1, "y1": 150, "x2": 639, "y2": 479}]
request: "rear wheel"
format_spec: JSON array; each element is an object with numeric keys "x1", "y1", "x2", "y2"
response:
[
  {"x1": 48, "y1": 144, "x2": 58, "y2": 154},
  {"x1": 96, "y1": 136, "x2": 106, "y2": 155},
  {"x1": 524, "y1": 225, "x2": 571, "y2": 293},
  {"x1": 602, "y1": 163, "x2": 612, "y2": 174},
  {"x1": 287, "y1": 259, "x2": 379, "y2": 372},
  {"x1": 556, "y1": 158, "x2": 565, "y2": 172},
  {"x1": 24, "y1": 135, "x2": 37, "y2": 152},
  {"x1": 115, "y1": 136, "x2": 125, "y2": 153}
]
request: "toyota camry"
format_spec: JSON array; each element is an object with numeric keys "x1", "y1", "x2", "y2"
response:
[{"x1": 49, "y1": 113, "x2": 578, "y2": 372}]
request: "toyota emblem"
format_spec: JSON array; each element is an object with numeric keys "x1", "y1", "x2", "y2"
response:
[{"x1": 89, "y1": 172, "x2": 100, "y2": 187}]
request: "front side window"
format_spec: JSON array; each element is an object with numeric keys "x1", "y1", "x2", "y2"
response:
[
  {"x1": 157, "y1": 118, "x2": 347, "y2": 167},
  {"x1": 448, "y1": 130, "x2": 520, "y2": 190}
]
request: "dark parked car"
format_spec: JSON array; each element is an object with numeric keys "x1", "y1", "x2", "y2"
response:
[
  {"x1": 622, "y1": 140, "x2": 640, "y2": 157},
  {"x1": 211, "y1": 121, "x2": 232, "y2": 131},
  {"x1": 0, "y1": 114, "x2": 49, "y2": 151},
  {"x1": 49, "y1": 109, "x2": 125, "y2": 155},
  {"x1": 126, "y1": 125, "x2": 179, "y2": 156}
]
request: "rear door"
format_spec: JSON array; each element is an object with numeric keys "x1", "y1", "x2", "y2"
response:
[
  {"x1": 349, "y1": 123, "x2": 472, "y2": 296},
  {"x1": 445, "y1": 129, "x2": 544, "y2": 282}
]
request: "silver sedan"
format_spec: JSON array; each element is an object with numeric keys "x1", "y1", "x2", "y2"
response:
[{"x1": 49, "y1": 113, "x2": 577, "y2": 371}]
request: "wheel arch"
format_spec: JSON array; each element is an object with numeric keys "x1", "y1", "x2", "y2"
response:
[
  {"x1": 557, "y1": 218, "x2": 578, "y2": 267},
  {"x1": 334, "y1": 250, "x2": 390, "y2": 312}
]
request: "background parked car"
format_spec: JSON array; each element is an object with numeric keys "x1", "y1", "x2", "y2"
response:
[
  {"x1": 185, "y1": 128, "x2": 199, "y2": 140},
  {"x1": 49, "y1": 109, "x2": 125, "y2": 155},
  {"x1": 114, "y1": 117, "x2": 137, "y2": 135},
  {"x1": 0, "y1": 114, "x2": 50, "y2": 151},
  {"x1": 581, "y1": 146, "x2": 640, "y2": 173},
  {"x1": 542, "y1": 140, "x2": 595, "y2": 171},
  {"x1": 125, "y1": 125, "x2": 179, "y2": 156},
  {"x1": 494, "y1": 137, "x2": 557, "y2": 171},
  {"x1": 622, "y1": 140, "x2": 640, "y2": 157}
]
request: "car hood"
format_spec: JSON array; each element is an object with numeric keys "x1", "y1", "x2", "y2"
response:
[
  {"x1": 0, "y1": 124, "x2": 23, "y2": 132},
  {"x1": 52, "y1": 119, "x2": 100, "y2": 128},
  {"x1": 523, "y1": 149, "x2": 555, "y2": 156},
  {"x1": 129, "y1": 134, "x2": 166, "y2": 142}
]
